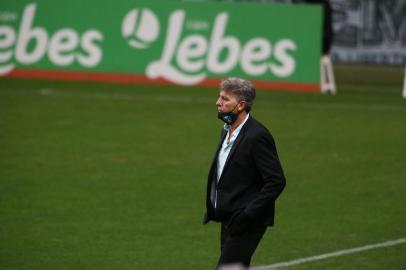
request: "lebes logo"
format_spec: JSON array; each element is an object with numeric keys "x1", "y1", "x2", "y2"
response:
[
  {"x1": 0, "y1": 3, "x2": 103, "y2": 75},
  {"x1": 121, "y1": 8, "x2": 160, "y2": 49},
  {"x1": 122, "y1": 8, "x2": 298, "y2": 86}
]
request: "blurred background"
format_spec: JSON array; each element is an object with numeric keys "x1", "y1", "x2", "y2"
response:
[{"x1": 0, "y1": 1, "x2": 405, "y2": 270}]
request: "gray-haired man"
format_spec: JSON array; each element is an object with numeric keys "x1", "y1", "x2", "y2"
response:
[{"x1": 203, "y1": 77, "x2": 286, "y2": 269}]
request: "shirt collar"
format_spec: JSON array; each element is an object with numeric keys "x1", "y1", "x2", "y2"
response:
[{"x1": 224, "y1": 113, "x2": 250, "y2": 133}]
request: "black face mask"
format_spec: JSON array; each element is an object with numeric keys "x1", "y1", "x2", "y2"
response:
[{"x1": 217, "y1": 104, "x2": 239, "y2": 125}]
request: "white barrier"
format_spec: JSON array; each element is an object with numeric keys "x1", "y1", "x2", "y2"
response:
[
  {"x1": 402, "y1": 66, "x2": 406, "y2": 99},
  {"x1": 320, "y1": 55, "x2": 336, "y2": 95}
]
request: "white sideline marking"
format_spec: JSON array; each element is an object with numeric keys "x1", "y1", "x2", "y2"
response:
[{"x1": 251, "y1": 238, "x2": 406, "y2": 270}]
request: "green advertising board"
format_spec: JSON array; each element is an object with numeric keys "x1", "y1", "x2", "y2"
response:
[{"x1": 0, "y1": 0, "x2": 321, "y2": 91}]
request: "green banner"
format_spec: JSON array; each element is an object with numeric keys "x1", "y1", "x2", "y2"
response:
[{"x1": 0, "y1": 0, "x2": 321, "y2": 90}]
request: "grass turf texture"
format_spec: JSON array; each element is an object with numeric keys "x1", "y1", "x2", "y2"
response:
[{"x1": 0, "y1": 64, "x2": 405, "y2": 269}]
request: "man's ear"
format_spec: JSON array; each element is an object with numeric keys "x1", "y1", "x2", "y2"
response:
[{"x1": 238, "y1": 101, "x2": 246, "y2": 112}]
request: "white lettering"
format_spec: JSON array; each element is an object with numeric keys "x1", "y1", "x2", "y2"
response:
[
  {"x1": 207, "y1": 13, "x2": 239, "y2": 74},
  {"x1": 48, "y1": 29, "x2": 78, "y2": 66},
  {"x1": 0, "y1": 26, "x2": 16, "y2": 75},
  {"x1": 15, "y1": 4, "x2": 48, "y2": 64},
  {"x1": 0, "y1": 3, "x2": 104, "y2": 76},
  {"x1": 269, "y1": 39, "x2": 296, "y2": 77},
  {"x1": 77, "y1": 30, "x2": 103, "y2": 67},
  {"x1": 176, "y1": 35, "x2": 207, "y2": 72},
  {"x1": 0, "y1": 11, "x2": 18, "y2": 22},
  {"x1": 241, "y1": 38, "x2": 271, "y2": 76},
  {"x1": 147, "y1": 10, "x2": 206, "y2": 85},
  {"x1": 147, "y1": 10, "x2": 298, "y2": 85}
]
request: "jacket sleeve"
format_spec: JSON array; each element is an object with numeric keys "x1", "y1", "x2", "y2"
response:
[{"x1": 243, "y1": 130, "x2": 286, "y2": 220}]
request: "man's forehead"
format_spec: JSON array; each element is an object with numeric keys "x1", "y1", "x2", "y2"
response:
[{"x1": 219, "y1": 90, "x2": 237, "y2": 99}]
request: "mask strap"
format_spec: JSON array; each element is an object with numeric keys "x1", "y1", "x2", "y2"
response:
[{"x1": 230, "y1": 103, "x2": 239, "y2": 113}]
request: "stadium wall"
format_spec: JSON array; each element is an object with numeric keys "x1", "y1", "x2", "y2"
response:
[
  {"x1": 0, "y1": 0, "x2": 322, "y2": 91},
  {"x1": 330, "y1": 0, "x2": 406, "y2": 65},
  {"x1": 204, "y1": 0, "x2": 406, "y2": 65}
]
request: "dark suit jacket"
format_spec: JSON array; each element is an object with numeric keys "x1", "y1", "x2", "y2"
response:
[{"x1": 204, "y1": 116, "x2": 286, "y2": 226}]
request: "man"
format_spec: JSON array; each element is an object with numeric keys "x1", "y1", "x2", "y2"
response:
[{"x1": 203, "y1": 77, "x2": 286, "y2": 269}]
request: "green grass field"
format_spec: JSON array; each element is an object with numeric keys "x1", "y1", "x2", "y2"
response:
[{"x1": 1, "y1": 65, "x2": 405, "y2": 270}]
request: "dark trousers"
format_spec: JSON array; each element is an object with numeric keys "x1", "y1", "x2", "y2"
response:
[{"x1": 217, "y1": 221, "x2": 267, "y2": 269}]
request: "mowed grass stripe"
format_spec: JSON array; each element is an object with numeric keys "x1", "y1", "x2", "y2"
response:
[
  {"x1": 1, "y1": 66, "x2": 405, "y2": 270},
  {"x1": 1, "y1": 87, "x2": 406, "y2": 112}
]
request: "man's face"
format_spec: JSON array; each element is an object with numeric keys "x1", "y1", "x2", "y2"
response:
[{"x1": 216, "y1": 90, "x2": 240, "y2": 113}]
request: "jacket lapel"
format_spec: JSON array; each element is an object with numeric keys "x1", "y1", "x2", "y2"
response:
[{"x1": 209, "y1": 129, "x2": 227, "y2": 176}]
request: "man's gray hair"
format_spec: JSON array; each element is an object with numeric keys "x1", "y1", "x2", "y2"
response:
[{"x1": 220, "y1": 77, "x2": 256, "y2": 112}]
